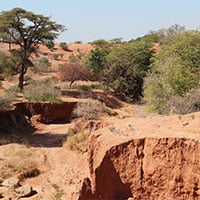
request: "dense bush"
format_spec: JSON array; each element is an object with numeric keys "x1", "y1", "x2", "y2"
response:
[
  {"x1": 102, "y1": 39, "x2": 154, "y2": 102},
  {"x1": 144, "y1": 30, "x2": 200, "y2": 113},
  {"x1": 85, "y1": 47, "x2": 110, "y2": 80},
  {"x1": 0, "y1": 51, "x2": 19, "y2": 78}
]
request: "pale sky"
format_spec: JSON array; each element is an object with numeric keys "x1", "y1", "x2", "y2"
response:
[{"x1": 1, "y1": 0, "x2": 200, "y2": 43}]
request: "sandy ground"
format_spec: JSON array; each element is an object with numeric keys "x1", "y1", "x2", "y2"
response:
[{"x1": 20, "y1": 122, "x2": 89, "y2": 200}]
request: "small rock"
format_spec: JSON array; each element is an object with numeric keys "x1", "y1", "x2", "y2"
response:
[
  {"x1": 15, "y1": 184, "x2": 32, "y2": 197},
  {"x1": 2, "y1": 177, "x2": 19, "y2": 188},
  {"x1": 182, "y1": 121, "x2": 189, "y2": 126},
  {"x1": 127, "y1": 197, "x2": 134, "y2": 200},
  {"x1": 0, "y1": 193, "x2": 3, "y2": 198}
]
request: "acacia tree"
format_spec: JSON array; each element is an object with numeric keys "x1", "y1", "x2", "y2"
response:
[{"x1": 0, "y1": 7, "x2": 65, "y2": 91}]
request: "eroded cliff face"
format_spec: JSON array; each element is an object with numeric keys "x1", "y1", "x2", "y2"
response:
[
  {"x1": 15, "y1": 102, "x2": 77, "y2": 123},
  {"x1": 80, "y1": 135, "x2": 200, "y2": 200}
]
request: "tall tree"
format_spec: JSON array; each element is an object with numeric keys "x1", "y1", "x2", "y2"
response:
[{"x1": 0, "y1": 7, "x2": 65, "y2": 91}]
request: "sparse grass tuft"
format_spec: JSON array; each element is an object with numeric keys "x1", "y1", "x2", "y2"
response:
[{"x1": 50, "y1": 182, "x2": 64, "y2": 200}]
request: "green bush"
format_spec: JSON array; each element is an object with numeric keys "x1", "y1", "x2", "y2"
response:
[
  {"x1": 0, "y1": 50, "x2": 19, "y2": 78},
  {"x1": 74, "y1": 40, "x2": 82, "y2": 44},
  {"x1": 76, "y1": 85, "x2": 92, "y2": 91},
  {"x1": 84, "y1": 47, "x2": 110, "y2": 80},
  {"x1": 59, "y1": 42, "x2": 70, "y2": 51},
  {"x1": 102, "y1": 40, "x2": 153, "y2": 102},
  {"x1": 144, "y1": 30, "x2": 200, "y2": 113},
  {"x1": 24, "y1": 78, "x2": 61, "y2": 103}
]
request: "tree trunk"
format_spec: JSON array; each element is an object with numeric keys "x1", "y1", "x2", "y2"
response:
[
  {"x1": 70, "y1": 79, "x2": 75, "y2": 87},
  {"x1": 18, "y1": 63, "x2": 27, "y2": 92},
  {"x1": 18, "y1": 71, "x2": 24, "y2": 92}
]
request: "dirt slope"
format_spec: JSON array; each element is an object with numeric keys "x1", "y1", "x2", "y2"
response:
[{"x1": 79, "y1": 112, "x2": 200, "y2": 200}]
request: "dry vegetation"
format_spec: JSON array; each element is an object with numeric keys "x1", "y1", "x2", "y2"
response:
[{"x1": 0, "y1": 144, "x2": 40, "y2": 181}]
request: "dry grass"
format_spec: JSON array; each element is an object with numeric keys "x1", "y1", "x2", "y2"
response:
[
  {"x1": 65, "y1": 131, "x2": 89, "y2": 151},
  {"x1": 63, "y1": 120, "x2": 97, "y2": 152},
  {"x1": 24, "y1": 78, "x2": 62, "y2": 103},
  {"x1": 0, "y1": 144, "x2": 40, "y2": 180},
  {"x1": 73, "y1": 99, "x2": 108, "y2": 120}
]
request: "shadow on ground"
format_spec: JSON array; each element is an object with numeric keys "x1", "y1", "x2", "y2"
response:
[{"x1": 28, "y1": 132, "x2": 67, "y2": 147}]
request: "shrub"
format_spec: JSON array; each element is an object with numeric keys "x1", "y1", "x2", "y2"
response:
[
  {"x1": 0, "y1": 96, "x2": 13, "y2": 111},
  {"x1": 165, "y1": 89, "x2": 200, "y2": 114},
  {"x1": 90, "y1": 39, "x2": 111, "y2": 48},
  {"x1": 52, "y1": 53, "x2": 63, "y2": 60},
  {"x1": 0, "y1": 50, "x2": 19, "y2": 78},
  {"x1": 102, "y1": 40, "x2": 154, "y2": 102},
  {"x1": 74, "y1": 40, "x2": 82, "y2": 44},
  {"x1": 32, "y1": 57, "x2": 51, "y2": 73},
  {"x1": 73, "y1": 99, "x2": 107, "y2": 120},
  {"x1": 46, "y1": 41, "x2": 55, "y2": 51},
  {"x1": 76, "y1": 85, "x2": 92, "y2": 91},
  {"x1": 66, "y1": 131, "x2": 89, "y2": 151},
  {"x1": 24, "y1": 78, "x2": 61, "y2": 103},
  {"x1": 59, "y1": 42, "x2": 70, "y2": 51},
  {"x1": 0, "y1": 85, "x2": 19, "y2": 111},
  {"x1": 144, "y1": 31, "x2": 200, "y2": 113},
  {"x1": 103, "y1": 64, "x2": 143, "y2": 102},
  {"x1": 84, "y1": 47, "x2": 110, "y2": 80},
  {"x1": 58, "y1": 63, "x2": 91, "y2": 86}
]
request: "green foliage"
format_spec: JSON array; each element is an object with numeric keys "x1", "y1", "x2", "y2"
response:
[
  {"x1": 76, "y1": 85, "x2": 92, "y2": 91},
  {"x1": 32, "y1": 57, "x2": 51, "y2": 73},
  {"x1": 90, "y1": 39, "x2": 111, "y2": 48},
  {"x1": 24, "y1": 78, "x2": 62, "y2": 103},
  {"x1": 135, "y1": 32, "x2": 161, "y2": 44},
  {"x1": 51, "y1": 53, "x2": 63, "y2": 60},
  {"x1": 74, "y1": 40, "x2": 82, "y2": 44},
  {"x1": 0, "y1": 51, "x2": 19, "y2": 78},
  {"x1": 85, "y1": 47, "x2": 110, "y2": 80},
  {"x1": 144, "y1": 30, "x2": 200, "y2": 113},
  {"x1": 69, "y1": 54, "x2": 81, "y2": 63},
  {"x1": 102, "y1": 40, "x2": 154, "y2": 102},
  {"x1": 0, "y1": 85, "x2": 19, "y2": 111},
  {"x1": 76, "y1": 83, "x2": 105, "y2": 91},
  {"x1": 46, "y1": 41, "x2": 55, "y2": 51},
  {"x1": 109, "y1": 37, "x2": 123, "y2": 44},
  {"x1": 51, "y1": 183, "x2": 64, "y2": 200},
  {"x1": 0, "y1": 7, "x2": 65, "y2": 90},
  {"x1": 59, "y1": 42, "x2": 70, "y2": 51}
]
